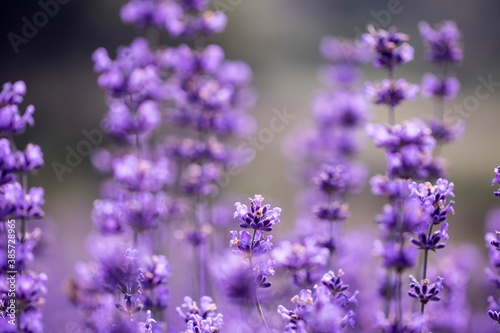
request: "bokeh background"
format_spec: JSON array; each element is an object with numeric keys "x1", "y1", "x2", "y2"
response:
[{"x1": 2, "y1": 0, "x2": 500, "y2": 331}]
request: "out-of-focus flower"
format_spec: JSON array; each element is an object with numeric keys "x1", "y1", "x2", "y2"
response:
[
  {"x1": 421, "y1": 73, "x2": 460, "y2": 100},
  {"x1": 419, "y1": 21, "x2": 463, "y2": 64},
  {"x1": 362, "y1": 25, "x2": 414, "y2": 70},
  {"x1": 364, "y1": 79, "x2": 419, "y2": 108}
]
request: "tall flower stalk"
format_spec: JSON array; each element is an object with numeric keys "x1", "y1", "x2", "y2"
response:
[
  {"x1": 363, "y1": 24, "x2": 461, "y2": 331},
  {"x1": 0, "y1": 81, "x2": 46, "y2": 332},
  {"x1": 231, "y1": 195, "x2": 280, "y2": 332}
]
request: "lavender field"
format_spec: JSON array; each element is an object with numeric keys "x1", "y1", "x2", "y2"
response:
[{"x1": 2, "y1": 1, "x2": 500, "y2": 332}]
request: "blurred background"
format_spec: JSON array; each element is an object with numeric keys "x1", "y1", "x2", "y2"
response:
[{"x1": 2, "y1": 0, "x2": 500, "y2": 330}]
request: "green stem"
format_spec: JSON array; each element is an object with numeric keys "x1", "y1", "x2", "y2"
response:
[
  {"x1": 421, "y1": 224, "x2": 434, "y2": 317},
  {"x1": 249, "y1": 232, "x2": 270, "y2": 332},
  {"x1": 422, "y1": 224, "x2": 434, "y2": 282},
  {"x1": 396, "y1": 272, "x2": 402, "y2": 324},
  {"x1": 389, "y1": 107, "x2": 395, "y2": 126},
  {"x1": 133, "y1": 230, "x2": 138, "y2": 248},
  {"x1": 384, "y1": 270, "x2": 393, "y2": 318},
  {"x1": 327, "y1": 192, "x2": 334, "y2": 269},
  {"x1": 194, "y1": 244, "x2": 200, "y2": 300},
  {"x1": 255, "y1": 297, "x2": 271, "y2": 333},
  {"x1": 135, "y1": 133, "x2": 141, "y2": 160},
  {"x1": 250, "y1": 230, "x2": 257, "y2": 251}
]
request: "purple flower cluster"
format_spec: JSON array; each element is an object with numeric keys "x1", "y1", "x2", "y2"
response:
[
  {"x1": 493, "y1": 167, "x2": 500, "y2": 197},
  {"x1": 367, "y1": 120, "x2": 438, "y2": 179},
  {"x1": 230, "y1": 195, "x2": 280, "y2": 289},
  {"x1": 0, "y1": 81, "x2": 47, "y2": 332},
  {"x1": 277, "y1": 270, "x2": 358, "y2": 332},
  {"x1": 362, "y1": 25, "x2": 414, "y2": 71},
  {"x1": 408, "y1": 275, "x2": 444, "y2": 304},
  {"x1": 272, "y1": 236, "x2": 329, "y2": 288},
  {"x1": 486, "y1": 174, "x2": 500, "y2": 328},
  {"x1": 419, "y1": 21, "x2": 463, "y2": 64},
  {"x1": 486, "y1": 226, "x2": 500, "y2": 325},
  {"x1": 176, "y1": 296, "x2": 223, "y2": 332},
  {"x1": 233, "y1": 194, "x2": 281, "y2": 232},
  {"x1": 121, "y1": 0, "x2": 227, "y2": 38},
  {"x1": 364, "y1": 78, "x2": 419, "y2": 108}
]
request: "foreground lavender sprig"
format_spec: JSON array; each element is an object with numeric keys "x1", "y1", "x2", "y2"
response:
[
  {"x1": 176, "y1": 296, "x2": 223, "y2": 332},
  {"x1": 231, "y1": 195, "x2": 280, "y2": 332},
  {"x1": 277, "y1": 269, "x2": 358, "y2": 332}
]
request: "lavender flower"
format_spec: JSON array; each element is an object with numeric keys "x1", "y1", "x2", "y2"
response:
[
  {"x1": 176, "y1": 296, "x2": 223, "y2": 332},
  {"x1": 364, "y1": 79, "x2": 419, "y2": 108},
  {"x1": 140, "y1": 254, "x2": 171, "y2": 311},
  {"x1": 375, "y1": 198, "x2": 432, "y2": 235},
  {"x1": 380, "y1": 242, "x2": 418, "y2": 273},
  {"x1": 421, "y1": 73, "x2": 460, "y2": 100},
  {"x1": 211, "y1": 253, "x2": 257, "y2": 303},
  {"x1": 99, "y1": 248, "x2": 144, "y2": 296},
  {"x1": 366, "y1": 120, "x2": 436, "y2": 179},
  {"x1": 278, "y1": 270, "x2": 358, "y2": 332},
  {"x1": 180, "y1": 163, "x2": 222, "y2": 196},
  {"x1": 313, "y1": 91, "x2": 368, "y2": 129},
  {"x1": 320, "y1": 36, "x2": 372, "y2": 66},
  {"x1": 112, "y1": 155, "x2": 170, "y2": 192},
  {"x1": 409, "y1": 178, "x2": 455, "y2": 225},
  {"x1": 254, "y1": 259, "x2": 276, "y2": 288},
  {"x1": 410, "y1": 223, "x2": 449, "y2": 251},
  {"x1": 419, "y1": 21, "x2": 463, "y2": 64},
  {"x1": 362, "y1": 25, "x2": 414, "y2": 70},
  {"x1": 312, "y1": 164, "x2": 349, "y2": 195},
  {"x1": 229, "y1": 230, "x2": 273, "y2": 257},
  {"x1": 140, "y1": 310, "x2": 156, "y2": 333},
  {"x1": 408, "y1": 275, "x2": 444, "y2": 304},
  {"x1": 92, "y1": 38, "x2": 158, "y2": 103},
  {"x1": 233, "y1": 195, "x2": 281, "y2": 232},
  {"x1": 370, "y1": 175, "x2": 412, "y2": 199},
  {"x1": 104, "y1": 100, "x2": 161, "y2": 137},
  {"x1": 91, "y1": 199, "x2": 127, "y2": 235},
  {"x1": 0, "y1": 81, "x2": 34, "y2": 135},
  {"x1": 313, "y1": 201, "x2": 350, "y2": 222},
  {"x1": 426, "y1": 118, "x2": 465, "y2": 144},
  {"x1": 493, "y1": 166, "x2": 500, "y2": 197},
  {"x1": 121, "y1": 0, "x2": 227, "y2": 38},
  {"x1": 321, "y1": 269, "x2": 349, "y2": 295},
  {"x1": 272, "y1": 237, "x2": 329, "y2": 288},
  {"x1": 0, "y1": 272, "x2": 47, "y2": 332},
  {"x1": 115, "y1": 294, "x2": 143, "y2": 316}
]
